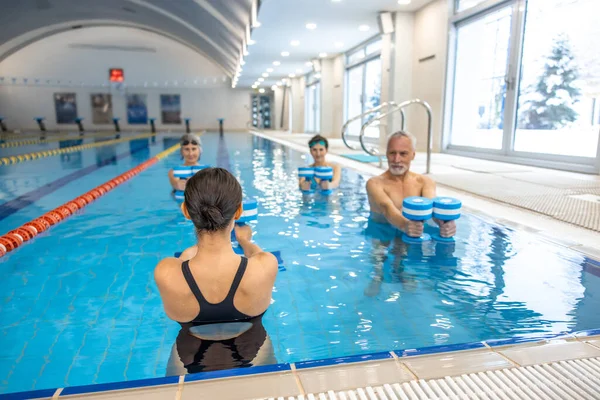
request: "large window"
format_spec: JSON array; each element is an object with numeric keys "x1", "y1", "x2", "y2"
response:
[
  {"x1": 445, "y1": 0, "x2": 600, "y2": 172},
  {"x1": 305, "y1": 73, "x2": 320, "y2": 133},
  {"x1": 514, "y1": 0, "x2": 600, "y2": 157},
  {"x1": 344, "y1": 38, "x2": 382, "y2": 140}
]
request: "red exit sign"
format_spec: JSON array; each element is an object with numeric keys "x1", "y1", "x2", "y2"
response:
[{"x1": 109, "y1": 68, "x2": 124, "y2": 82}]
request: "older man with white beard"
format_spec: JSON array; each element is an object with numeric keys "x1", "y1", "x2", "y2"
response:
[{"x1": 366, "y1": 131, "x2": 456, "y2": 239}]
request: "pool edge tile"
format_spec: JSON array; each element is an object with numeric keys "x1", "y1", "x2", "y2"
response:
[
  {"x1": 183, "y1": 363, "x2": 291, "y2": 382},
  {"x1": 396, "y1": 341, "x2": 486, "y2": 358},
  {"x1": 295, "y1": 351, "x2": 393, "y2": 370},
  {"x1": 0, "y1": 388, "x2": 57, "y2": 400},
  {"x1": 59, "y1": 375, "x2": 179, "y2": 396}
]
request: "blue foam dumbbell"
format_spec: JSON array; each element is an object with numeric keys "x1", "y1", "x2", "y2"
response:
[
  {"x1": 432, "y1": 197, "x2": 461, "y2": 242},
  {"x1": 314, "y1": 166, "x2": 334, "y2": 195},
  {"x1": 173, "y1": 164, "x2": 209, "y2": 179},
  {"x1": 402, "y1": 196, "x2": 433, "y2": 244},
  {"x1": 298, "y1": 167, "x2": 315, "y2": 194},
  {"x1": 236, "y1": 199, "x2": 258, "y2": 225}
]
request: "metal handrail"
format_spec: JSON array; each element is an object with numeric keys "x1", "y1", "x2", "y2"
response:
[
  {"x1": 341, "y1": 102, "x2": 397, "y2": 150},
  {"x1": 359, "y1": 99, "x2": 433, "y2": 174}
]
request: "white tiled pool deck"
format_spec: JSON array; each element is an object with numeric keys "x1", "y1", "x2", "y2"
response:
[{"x1": 5, "y1": 129, "x2": 600, "y2": 400}]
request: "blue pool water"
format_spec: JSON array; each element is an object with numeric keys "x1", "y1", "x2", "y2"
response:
[{"x1": 0, "y1": 132, "x2": 599, "y2": 394}]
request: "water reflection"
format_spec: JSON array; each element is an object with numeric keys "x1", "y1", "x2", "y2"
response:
[
  {"x1": 220, "y1": 132, "x2": 595, "y2": 355},
  {"x1": 59, "y1": 139, "x2": 83, "y2": 169}
]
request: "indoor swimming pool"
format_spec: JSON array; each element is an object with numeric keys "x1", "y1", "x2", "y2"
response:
[{"x1": 0, "y1": 132, "x2": 599, "y2": 395}]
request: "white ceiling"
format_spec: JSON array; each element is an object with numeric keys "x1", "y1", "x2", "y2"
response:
[
  {"x1": 0, "y1": 0, "x2": 252, "y2": 76},
  {"x1": 239, "y1": 0, "x2": 435, "y2": 88}
]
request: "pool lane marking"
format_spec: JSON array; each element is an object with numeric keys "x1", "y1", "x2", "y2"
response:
[
  {"x1": 0, "y1": 143, "x2": 180, "y2": 258},
  {"x1": 216, "y1": 135, "x2": 232, "y2": 171},
  {"x1": 0, "y1": 141, "x2": 154, "y2": 221},
  {"x1": 0, "y1": 133, "x2": 155, "y2": 165}
]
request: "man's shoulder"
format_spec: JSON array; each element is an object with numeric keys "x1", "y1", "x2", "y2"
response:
[
  {"x1": 407, "y1": 171, "x2": 431, "y2": 183},
  {"x1": 366, "y1": 174, "x2": 385, "y2": 188}
]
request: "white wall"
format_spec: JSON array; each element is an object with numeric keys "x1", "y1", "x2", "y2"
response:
[
  {"x1": 391, "y1": 12, "x2": 415, "y2": 135},
  {"x1": 320, "y1": 58, "x2": 334, "y2": 136},
  {"x1": 408, "y1": 0, "x2": 449, "y2": 152},
  {"x1": 291, "y1": 76, "x2": 305, "y2": 133},
  {"x1": 0, "y1": 26, "x2": 251, "y2": 131},
  {"x1": 330, "y1": 55, "x2": 345, "y2": 138}
]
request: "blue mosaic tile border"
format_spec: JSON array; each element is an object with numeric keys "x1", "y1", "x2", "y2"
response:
[
  {"x1": 0, "y1": 388, "x2": 57, "y2": 400},
  {"x1": 2, "y1": 327, "x2": 599, "y2": 398}
]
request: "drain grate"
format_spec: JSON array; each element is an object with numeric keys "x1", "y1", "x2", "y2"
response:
[
  {"x1": 432, "y1": 173, "x2": 600, "y2": 232},
  {"x1": 266, "y1": 357, "x2": 600, "y2": 400},
  {"x1": 569, "y1": 194, "x2": 600, "y2": 204}
]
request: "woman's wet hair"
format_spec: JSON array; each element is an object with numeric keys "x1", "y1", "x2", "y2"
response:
[
  {"x1": 308, "y1": 135, "x2": 328, "y2": 150},
  {"x1": 184, "y1": 168, "x2": 242, "y2": 233},
  {"x1": 180, "y1": 133, "x2": 202, "y2": 147}
]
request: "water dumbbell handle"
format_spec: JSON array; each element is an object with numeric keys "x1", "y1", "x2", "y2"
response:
[{"x1": 401, "y1": 196, "x2": 433, "y2": 243}]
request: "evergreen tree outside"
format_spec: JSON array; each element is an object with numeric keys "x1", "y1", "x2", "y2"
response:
[{"x1": 518, "y1": 34, "x2": 582, "y2": 130}]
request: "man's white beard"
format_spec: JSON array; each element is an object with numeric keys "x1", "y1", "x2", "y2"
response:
[{"x1": 389, "y1": 165, "x2": 407, "y2": 176}]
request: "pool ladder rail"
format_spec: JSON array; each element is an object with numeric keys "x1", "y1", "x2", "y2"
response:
[{"x1": 341, "y1": 99, "x2": 433, "y2": 174}]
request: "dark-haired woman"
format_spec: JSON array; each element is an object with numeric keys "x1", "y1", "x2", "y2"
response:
[
  {"x1": 155, "y1": 167, "x2": 278, "y2": 372},
  {"x1": 299, "y1": 134, "x2": 342, "y2": 191}
]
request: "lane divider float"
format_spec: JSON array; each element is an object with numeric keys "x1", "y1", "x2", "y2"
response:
[
  {"x1": 0, "y1": 130, "x2": 134, "y2": 148},
  {"x1": 0, "y1": 143, "x2": 180, "y2": 258},
  {"x1": 0, "y1": 130, "x2": 114, "y2": 141},
  {"x1": 0, "y1": 133, "x2": 155, "y2": 166}
]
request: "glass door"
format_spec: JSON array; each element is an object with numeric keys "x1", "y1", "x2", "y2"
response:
[
  {"x1": 346, "y1": 64, "x2": 365, "y2": 136},
  {"x1": 449, "y1": 5, "x2": 513, "y2": 150}
]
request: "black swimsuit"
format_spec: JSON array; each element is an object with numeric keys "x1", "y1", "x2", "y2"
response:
[{"x1": 180, "y1": 257, "x2": 254, "y2": 325}]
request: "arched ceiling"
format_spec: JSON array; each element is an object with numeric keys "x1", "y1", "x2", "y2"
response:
[{"x1": 0, "y1": 0, "x2": 253, "y2": 77}]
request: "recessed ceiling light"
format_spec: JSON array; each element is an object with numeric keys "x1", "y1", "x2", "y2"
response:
[
  {"x1": 248, "y1": 39, "x2": 256, "y2": 45},
  {"x1": 273, "y1": 61, "x2": 281, "y2": 66},
  {"x1": 243, "y1": 49, "x2": 249, "y2": 56},
  {"x1": 306, "y1": 23, "x2": 317, "y2": 30},
  {"x1": 319, "y1": 52, "x2": 328, "y2": 58},
  {"x1": 296, "y1": 69, "x2": 303, "y2": 73},
  {"x1": 240, "y1": 60, "x2": 246, "y2": 65},
  {"x1": 289, "y1": 73, "x2": 296, "y2": 78},
  {"x1": 397, "y1": 0, "x2": 411, "y2": 4},
  {"x1": 305, "y1": 61, "x2": 313, "y2": 67},
  {"x1": 262, "y1": 73, "x2": 269, "y2": 77},
  {"x1": 334, "y1": 42, "x2": 344, "y2": 48},
  {"x1": 281, "y1": 51, "x2": 290, "y2": 57},
  {"x1": 277, "y1": 81, "x2": 283, "y2": 85},
  {"x1": 267, "y1": 68, "x2": 274, "y2": 72},
  {"x1": 252, "y1": 85, "x2": 257, "y2": 89},
  {"x1": 271, "y1": 85, "x2": 277, "y2": 90},
  {"x1": 254, "y1": 21, "x2": 262, "y2": 28},
  {"x1": 315, "y1": 73, "x2": 321, "y2": 79},
  {"x1": 332, "y1": 0, "x2": 342, "y2": 2},
  {"x1": 359, "y1": 25, "x2": 370, "y2": 32},
  {"x1": 258, "y1": 77, "x2": 264, "y2": 82},
  {"x1": 290, "y1": 40, "x2": 300, "y2": 46},
  {"x1": 259, "y1": 88, "x2": 265, "y2": 93}
]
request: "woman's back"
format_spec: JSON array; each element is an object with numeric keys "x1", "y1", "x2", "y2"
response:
[
  {"x1": 155, "y1": 167, "x2": 278, "y2": 326},
  {"x1": 155, "y1": 247, "x2": 276, "y2": 324}
]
